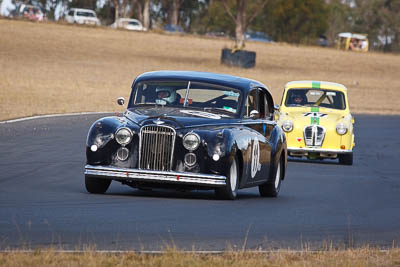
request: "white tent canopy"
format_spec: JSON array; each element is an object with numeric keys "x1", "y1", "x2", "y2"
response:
[{"x1": 338, "y1": 32, "x2": 367, "y2": 40}]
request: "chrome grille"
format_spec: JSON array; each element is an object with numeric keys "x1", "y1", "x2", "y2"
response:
[
  {"x1": 304, "y1": 125, "x2": 325, "y2": 147},
  {"x1": 139, "y1": 125, "x2": 176, "y2": 171}
]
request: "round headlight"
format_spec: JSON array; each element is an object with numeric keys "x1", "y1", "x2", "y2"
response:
[
  {"x1": 336, "y1": 123, "x2": 348, "y2": 135},
  {"x1": 282, "y1": 120, "x2": 294, "y2": 132},
  {"x1": 115, "y1": 127, "x2": 133, "y2": 145},
  {"x1": 183, "y1": 132, "x2": 200, "y2": 151}
]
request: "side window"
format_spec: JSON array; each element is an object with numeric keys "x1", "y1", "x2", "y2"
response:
[
  {"x1": 258, "y1": 89, "x2": 273, "y2": 120},
  {"x1": 245, "y1": 89, "x2": 258, "y2": 117},
  {"x1": 264, "y1": 91, "x2": 274, "y2": 120},
  {"x1": 68, "y1": 10, "x2": 74, "y2": 16},
  {"x1": 259, "y1": 91, "x2": 267, "y2": 119},
  {"x1": 245, "y1": 88, "x2": 274, "y2": 119}
]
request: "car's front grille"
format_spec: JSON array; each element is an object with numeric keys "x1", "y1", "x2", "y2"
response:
[
  {"x1": 304, "y1": 125, "x2": 325, "y2": 147},
  {"x1": 139, "y1": 125, "x2": 176, "y2": 171}
]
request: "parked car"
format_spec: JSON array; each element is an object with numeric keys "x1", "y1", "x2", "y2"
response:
[
  {"x1": 163, "y1": 24, "x2": 183, "y2": 34},
  {"x1": 245, "y1": 31, "x2": 273, "y2": 43},
  {"x1": 111, "y1": 18, "x2": 146, "y2": 31},
  {"x1": 65, "y1": 8, "x2": 100, "y2": 26},
  {"x1": 84, "y1": 71, "x2": 287, "y2": 199},
  {"x1": 15, "y1": 4, "x2": 44, "y2": 21},
  {"x1": 275, "y1": 81, "x2": 354, "y2": 165}
]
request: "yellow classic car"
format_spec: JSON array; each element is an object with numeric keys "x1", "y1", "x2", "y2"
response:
[{"x1": 276, "y1": 81, "x2": 354, "y2": 165}]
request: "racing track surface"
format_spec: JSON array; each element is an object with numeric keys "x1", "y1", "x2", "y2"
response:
[{"x1": 0, "y1": 114, "x2": 399, "y2": 251}]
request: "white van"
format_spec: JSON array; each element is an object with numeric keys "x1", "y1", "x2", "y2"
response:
[{"x1": 65, "y1": 8, "x2": 100, "y2": 26}]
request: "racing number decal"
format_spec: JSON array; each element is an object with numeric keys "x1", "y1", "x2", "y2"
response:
[{"x1": 250, "y1": 139, "x2": 261, "y2": 178}]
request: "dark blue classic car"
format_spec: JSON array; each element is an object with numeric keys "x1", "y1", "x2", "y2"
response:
[{"x1": 85, "y1": 71, "x2": 287, "y2": 199}]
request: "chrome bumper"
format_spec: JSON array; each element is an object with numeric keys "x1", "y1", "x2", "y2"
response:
[
  {"x1": 84, "y1": 165, "x2": 226, "y2": 187},
  {"x1": 288, "y1": 147, "x2": 352, "y2": 158}
]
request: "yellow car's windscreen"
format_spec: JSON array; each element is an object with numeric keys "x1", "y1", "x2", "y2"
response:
[{"x1": 285, "y1": 89, "x2": 346, "y2": 110}]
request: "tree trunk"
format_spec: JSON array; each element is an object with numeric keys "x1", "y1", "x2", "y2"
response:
[
  {"x1": 171, "y1": 0, "x2": 179, "y2": 25},
  {"x1": 113, "y1": 0, "x2": 119, "y2": 23},
  {"x1": 222, "y1": 0, "x2": 269, "y2": 49},
  {"x1": 235, "y1": 0, "x2": 246, "y2": 49},
  {"x1": 121, "y1": 0, "x2": 130, "y2": 18},
  {"x1": 137, "y1": 1, "x2": 143, "y2": 23},
  {"x1": 143, "y1": 0, "x2": 150, "y2": 29}
]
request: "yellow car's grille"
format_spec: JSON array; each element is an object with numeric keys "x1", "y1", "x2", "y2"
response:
[{"x1": 304, "y1": 125, "x2": 325, "y2": 147}]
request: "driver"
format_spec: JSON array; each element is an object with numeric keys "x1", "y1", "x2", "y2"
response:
[
  {"x1": 155, "y1": 86, "x2": 177, "y2": 105},
  {"x1": 290, "y1": 91, "x2": 306, "y2": 105}
]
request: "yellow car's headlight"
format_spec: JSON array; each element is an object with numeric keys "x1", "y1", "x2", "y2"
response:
[
  {"x1": 282, "y1": 120, "x2": 293, "y2": 132},
  {"x1": 336, "y1": 123, "x2": 348, "y2": 135}
]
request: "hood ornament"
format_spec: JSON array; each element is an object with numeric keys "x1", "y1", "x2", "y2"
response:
[{"x1": 153, "y1": 118, "x2": 165, "y2": 125}]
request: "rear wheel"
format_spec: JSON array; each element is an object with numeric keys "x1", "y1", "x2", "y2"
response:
[
  {"x1": 85, "y1": 175, "x2": 111, "y2": 194},
  {"x1": 215, "y1": 156, "x2": 239, "y2": 200},
  {"x1": 339, "y1": 153, "x2": 353, "y2": 165},
  {"x1": 259, "y1": 157, "x2": 282, "y2": 197}
]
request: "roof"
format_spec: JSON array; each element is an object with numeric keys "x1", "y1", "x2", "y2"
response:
[
  {"x1": 118, "y1": 18, "x2": 141, "y2": 22},
  {"x1": 338, "y1": 32, "x2": 367, "y2": 40},
  {"x1": 70, "y1": 8, "x2": 96, "y2": 12},
  {"x1": 284, "y1": 80, "x2": 347, "y2": 92},
  {"x1": 133, "y1": 71, "x2": 268, "y2": 93}
]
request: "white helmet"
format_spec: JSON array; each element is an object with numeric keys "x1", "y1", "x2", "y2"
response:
[{"x1": 155, "y1": 86, "x2": 176, "y2": 104}]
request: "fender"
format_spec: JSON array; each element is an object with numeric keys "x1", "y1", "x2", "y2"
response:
[
  {"x1": 86, "y1": 116, "x2": 139, "y2": 165},
  {"x1": 268, "y1": 125, "x2": 287, "y2": 182}
]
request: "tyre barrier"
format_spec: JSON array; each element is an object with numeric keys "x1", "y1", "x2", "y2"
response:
[{"x1": 221, "y1": 48, "x2": 256, "y2": 68}]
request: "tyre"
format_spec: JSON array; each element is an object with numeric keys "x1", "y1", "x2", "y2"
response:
[
  {"x1": 85, "y1": 175, "x2": 111, "y2": 194},
  {"x1": 339, "y1": 153, "x2": 353, "y2": 165},
  {"x1": 259, "y1": 156, "x2": 282, "y2": 197},
  {"x1": 215, "y1": 156, "x2": 239, "y2": 200}
]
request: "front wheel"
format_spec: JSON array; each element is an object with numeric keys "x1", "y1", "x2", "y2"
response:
[
  {"x1": 259, "y1": 157, "x2": 282, "y2": 197},
  {"x1": 215, "y1": 156, "x2": 239, "y2": 200},
  {"x1": 339, "y1": 153, "x2": 353, "y2": 165},
  {"x1": 85, "y1": 175, "x2": 111, "y2": 194}
]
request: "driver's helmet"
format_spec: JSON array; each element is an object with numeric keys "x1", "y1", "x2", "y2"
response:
[
  {"x1": 291, "y1": 91, "x2": 306, "y2": 104},
  {"x1": 155, "y1": 86, "x2": 176, "y2": 104}
]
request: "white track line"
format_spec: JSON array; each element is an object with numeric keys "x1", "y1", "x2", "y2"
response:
[{"x1": 0, "y1": 112, "x2": 114, "y2": 124}]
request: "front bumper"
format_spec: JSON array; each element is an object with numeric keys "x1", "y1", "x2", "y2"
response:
[
  {"x1": 85, "y1": 165, "x2": 226, "y2": 187},
  {"x1": 288, "y1": 147, "x2": 352, "y2": 158}
]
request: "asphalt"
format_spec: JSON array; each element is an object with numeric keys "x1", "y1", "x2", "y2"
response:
[{"x1": 0, "y1": 113, "x2": 399, "y2": 251}]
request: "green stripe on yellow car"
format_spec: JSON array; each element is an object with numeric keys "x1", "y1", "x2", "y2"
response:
[
  {"x1": 312, "y1": 81, "x2": 321, "y2": 88},
  {"x1": 311, "y1": 117, "x2": 319, "y2": 125},
  {"x1": 311, "y1": 107, "x2": 319, "y2": 112}
]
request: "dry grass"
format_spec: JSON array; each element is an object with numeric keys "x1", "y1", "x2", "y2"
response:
[
  {"x1": 1, "y1": 19, "x2": 400, "y2": 121},
  {"x1": 1, "y1": 248, "x2": 400, "y2": 267}
]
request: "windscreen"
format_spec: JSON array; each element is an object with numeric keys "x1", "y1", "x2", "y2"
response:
[
  {"x1": 77, "y1": 11, "x2": 95, "y2": 17},
  {"x1": 131, "y1": 81, "x2": 242, "y2": 115},
  {"x1": 285, "y1": 89, "x2": 346, "y2": 110}
]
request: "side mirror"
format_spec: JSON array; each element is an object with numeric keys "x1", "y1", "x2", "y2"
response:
[
  {"x1": 117, "y1": 97, "x2": 125, "y2": 106},
  {"x1": 274, "y1": 104, "x2": 280, "y2": 111},
  {"x1": 250, "y1": 110, "x2": 260, "y2": 119}
]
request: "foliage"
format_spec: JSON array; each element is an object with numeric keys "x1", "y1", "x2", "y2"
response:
[
  {"x1": 351, "y1": 0, "x2": 400, "y2": 51},
  {"x1": 199, "y1": 1, "x2": 234, "y2": 36},
  {"x1": 8, "y1": 0, "x2": 400, "y2": 51},
  {"x1": 265, "y1": 0, "x2": 329, "y2": 44},
  {"x1": 325, "y1": 0, "x2": 352, "y2": 45}
]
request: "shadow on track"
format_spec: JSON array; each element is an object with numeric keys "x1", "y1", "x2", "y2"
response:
[{"x1": 288, "y1": 157, "x2": 342, "y2": 165}]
